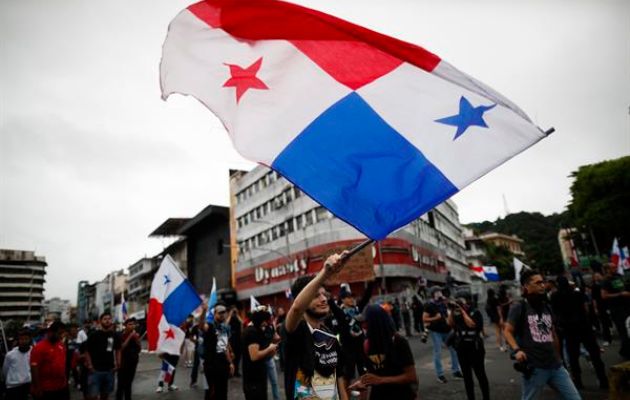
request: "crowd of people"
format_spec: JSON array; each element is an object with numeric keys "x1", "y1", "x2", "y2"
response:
[{"x1": 2, "y1": 255, "x2": 629, "y2": 400}]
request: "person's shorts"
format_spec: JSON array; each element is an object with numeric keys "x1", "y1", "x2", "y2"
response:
[{"x1": 88, "y1": 371, "x2": 114, "y2": 397}]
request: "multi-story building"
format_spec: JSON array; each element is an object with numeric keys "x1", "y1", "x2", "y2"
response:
[
  {"x1": 150, "y1": 205, "x2": 232, "y2": 300},
  {"x1": 464, "y1": 228, "x2": 487, "y2": 267},
  {"x1": 77, "y1": 280, "x2": 97, "y2": 322},
  {"x1": 0, "y1": 249, "x2": 47, "y2": 323},
  {"x1": 230, "y1": 167, "x2": 470, "y2": 309},
  {"x1": 43, "y1": 297, "x2": 71, "y2": 323},
  {"x1": 126, "y1": 257, "x2": 158, "y2": 315},
  {"x1": 464, "y1": 229, "x2": 526, "y2": 268},
  {"x1": 479, "y1": 232, "x2": 525, "y2": 256}
]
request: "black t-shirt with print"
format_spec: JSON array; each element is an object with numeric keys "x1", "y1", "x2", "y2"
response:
[
  {"x1": 507, "y1": 300, "x2": 561, "y2": 369},
  {"x1": 365, "y1": 334, "x2": 415, "y2": 400},
  {"x1": 283, "y1": 319, "x2": 343, "y2": 400},
  {"x1": 86, "y1": 330, "x2": 121, "y2": 371}
]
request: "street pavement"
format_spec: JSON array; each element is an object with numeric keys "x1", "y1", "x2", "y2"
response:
[{"x1": 72, "y1": 330, "x2": 622, "y2": 400}]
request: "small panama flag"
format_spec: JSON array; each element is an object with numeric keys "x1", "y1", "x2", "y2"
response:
[
  {"x1": 611, "y1": 238, "x2": 627, "y2": 275},
  {"x1": 160, "y1": 360, "x2": 176, "y2": 385},
  {"x1": 250, "y1": 295, "x2": 261, "y2": 311},
  {"x1": 206, "y1": 277, "x2": 217, "y2": 323},
  {"x1": 482, "y1": 266, "x2": 500, "y2": 282},
  {"x1": 469, "y1": 265, "x2": 486, "y2": 281},
  {"x1": 121, "y1": 293, "x2": 128, "y2": 322}
]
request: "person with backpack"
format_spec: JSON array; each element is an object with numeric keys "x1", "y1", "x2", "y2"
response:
[
  {"x1": 504, "y1": 270, "x2": 580, "y2": 400},
  {"x1": 447, "y1": 293, "x2": 489, "y2": 400}
]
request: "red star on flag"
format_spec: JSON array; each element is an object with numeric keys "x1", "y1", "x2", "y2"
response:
[
  {"x1": 223, "y1": 57, "x2": 269, "y2": 103},
  {"x1": 163, "y1": 328, "x2": 176, "y2": 340}
]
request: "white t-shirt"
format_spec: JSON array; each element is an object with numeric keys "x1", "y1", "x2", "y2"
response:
[
  {"x1": 77, "y1": 329, "x2": 88, "y2": 344},
  {"x1": 2, "y1": 347, "x2": 31, "y2": 388}
]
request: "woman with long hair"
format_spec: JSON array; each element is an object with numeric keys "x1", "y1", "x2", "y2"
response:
[
  {"x1": 349, "y1": 305, "x2": 417, "y2": 400},
  {"x1": 485, "y1": 288, "x2": 505, "y2": 351}
]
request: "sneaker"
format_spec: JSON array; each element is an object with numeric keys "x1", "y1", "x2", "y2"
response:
[
  {"x1": 602, "y1": 341, "x2": 610, "y2": 347},
  {"x1": 437, "y1": 376, "x2": 447, "y2": 384},
  {"x1": 190, "y1": 382, "x2": 198, "y2": 388},
  {"x1": 156, "y1": 387, "x2": 164, "y2": 393},
  {"x1": 453, "y1": 371, "x2": 464, "y2": 379},
  {"x1": 168, "y1": 385, "x2": 179, "y2": 391}
]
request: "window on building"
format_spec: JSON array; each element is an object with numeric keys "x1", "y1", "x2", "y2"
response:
[
  {"x1": 285, "y1": 219, "x2": 294, "y2": 234},
  {"x1": 315, "y1": 207, "x2": 329, "y2": 222},
  {"x1": 305, "y1": 210, "x2": 314, "y2": 226},
  {"x1": 296, "y1": 214, "x2": 304, "y2": 230}
]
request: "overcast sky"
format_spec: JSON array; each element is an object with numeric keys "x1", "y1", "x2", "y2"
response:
[{"x1": 1, "y1": 0, "x2": 628, "y2": 303}]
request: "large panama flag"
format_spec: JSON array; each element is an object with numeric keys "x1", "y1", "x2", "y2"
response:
[
  {"x1": 160, "y1": 0, "x2": 548, "y2": 240},
  {"x1": 147, "y1": 255, "x2": 202, "y2": 355}
]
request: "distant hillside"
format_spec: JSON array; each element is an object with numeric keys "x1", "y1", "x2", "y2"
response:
[{"x1": 467, "y1": 211, "x2": 569, "y2": 275}]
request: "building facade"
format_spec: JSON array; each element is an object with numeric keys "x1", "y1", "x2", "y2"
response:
[
  {"x1": 43, "y1": 297, "x2": 72, "y2": 323},
  {"x1": 127, "y1": 257, "x2": 158, "y2": 315},
  {"x1": 150, "y1": 206, "x2": 232, "y2": 300},
  {"x1": 464, "y1": 229, "x2": 526, "y2": 269},
  {"x1": 77, "y1": 280, "x2": 97, "y2": 323},
  {"x1": 230, "y1": 167, "x2": 470, "y2": 309},
  {"x1": 0, "y1": 249, "x2": 47, "y2": 323}
]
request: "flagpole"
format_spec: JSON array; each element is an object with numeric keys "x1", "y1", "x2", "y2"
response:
[{"x1": 342, "y1": 239, "x2": 375, "y2": 261}]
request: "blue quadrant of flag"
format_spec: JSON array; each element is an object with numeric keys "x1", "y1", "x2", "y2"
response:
[{"x1": 273, "y1": 92, "x2": 458, "y2": 239}]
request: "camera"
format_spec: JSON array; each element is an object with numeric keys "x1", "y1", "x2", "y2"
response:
[
  {"x1": 513, "y1": 361, "x2": 535, "y2": 379},
  {"x1": 420, "y1": 329, "x2": 429, "y2": 343}
]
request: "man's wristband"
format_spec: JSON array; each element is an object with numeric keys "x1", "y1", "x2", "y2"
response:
[{"x1": 513, "y1": 348, "x2": 521, "y2": 353}]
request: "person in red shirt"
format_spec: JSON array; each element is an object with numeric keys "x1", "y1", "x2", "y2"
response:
[{"x1": 30, "y1": 321, "x2": 69, "y2": 400}]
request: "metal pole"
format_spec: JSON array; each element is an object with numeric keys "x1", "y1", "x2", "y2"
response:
[
  {"x1": 0, "y1": 320, "x2": 9, "y2": 354},
  {"x1": 589, "y1": 226, "x2": 601, "y2": 257}
]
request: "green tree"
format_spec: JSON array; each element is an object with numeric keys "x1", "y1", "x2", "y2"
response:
[
  {"x1": 468, "y1": 211, "x2": 569, "y2": 275},
  {"x1": 568, "y1": 156, "x2": 630, "y2": 251},
  {"x1": 479, "y1": 242, "x2": 515, "y2": 280}
]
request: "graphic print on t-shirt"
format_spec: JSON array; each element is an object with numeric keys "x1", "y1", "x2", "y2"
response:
[
  {"x1": 294, "y1": 324, "x2": 339, "y2": 399},
  {"x1": 527, "y1": 313, "x2": 553, "y2": 343}
]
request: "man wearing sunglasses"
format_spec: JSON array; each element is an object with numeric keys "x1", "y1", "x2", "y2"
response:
[
  {"x1": 504, "y1": 270, "x2": 580, "y2": 400},
  {"x1": 202, "y1": 304, "x2": 234, "y2": 400},
  {"x1": 283, "y1": 252, "x2": 349, "y2": 400}
]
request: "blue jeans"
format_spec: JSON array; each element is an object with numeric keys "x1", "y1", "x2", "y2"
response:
[
  {"x1": 430, "y1": 331, "x2": 460, "y2": 377},
  {"x1": 88, "y1": 370, "x2": 114, "y2": 397},
  {"x1": 521, "y1": 366, "x2": 581, "y2": 400},
  {"x1": 265, "y1": 357, "x2": 280, "y2": 400}
]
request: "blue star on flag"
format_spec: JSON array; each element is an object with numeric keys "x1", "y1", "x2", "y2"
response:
[
  {"x1": 435, "y1": 96, "x2": 496, "y2": 140},
  {"x1": 163, "y1": 275, "x2": 171, "y2": 285}
]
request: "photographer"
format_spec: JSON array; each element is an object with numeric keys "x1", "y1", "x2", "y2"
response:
[
  {"x1": 504, "y1": 270, "x2": 580, "y2": 400},
  {"x1": 447, "y1": 294, "x2": 489, "y2": 400},
  {"x1": 422, "y1": 287, "x2": 462, "y2": 383}
]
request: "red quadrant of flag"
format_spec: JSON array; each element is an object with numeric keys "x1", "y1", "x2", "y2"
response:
[{"x1": 188, "y1": 0, "x2": 441, "y2": 90}]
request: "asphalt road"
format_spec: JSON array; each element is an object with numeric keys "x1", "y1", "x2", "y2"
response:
[{"x1": 71, "y1": 330, "x2": 623, "y2": 400}]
